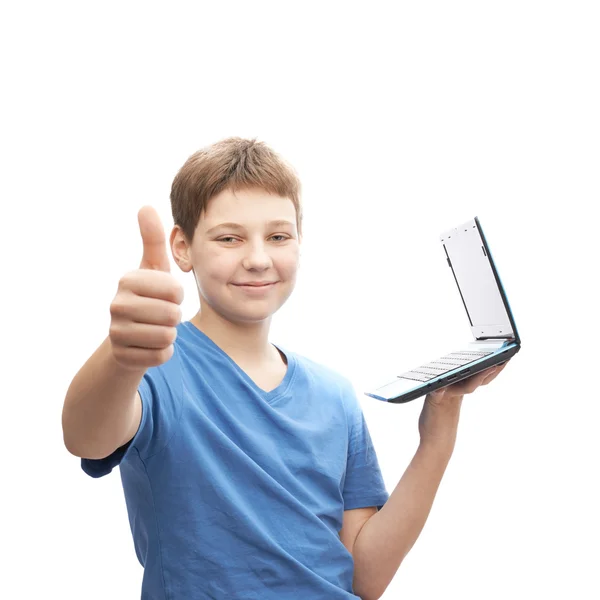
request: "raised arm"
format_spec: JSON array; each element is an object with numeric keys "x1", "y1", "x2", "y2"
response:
[{"x1": 62, "y1": 206, "x2": 184, "y2": 459}]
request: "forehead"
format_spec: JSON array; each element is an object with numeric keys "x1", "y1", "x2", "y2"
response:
[{"x1": 201, "y1": 188, "x2": 297, "y2": 228}]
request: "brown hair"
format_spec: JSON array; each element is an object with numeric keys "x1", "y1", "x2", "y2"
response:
[{"x1": 170, "y1": 137, "x2": 303, "y2": 243}]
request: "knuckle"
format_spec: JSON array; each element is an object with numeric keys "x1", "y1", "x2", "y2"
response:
[
  {"x1": 118, "y1": 271, "x2": 136, "y2": 289},
  {"x1": 108, "y1": 323, "x2": 123, "y2": 342},
  {"x1": 161, "y1": 327, "x2": 177, "y2": 346},
  {"x1": 109, "y1": 299, "x2": 128, "y2": 317}
]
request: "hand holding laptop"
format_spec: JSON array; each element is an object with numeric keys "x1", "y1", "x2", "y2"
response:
[
  {"x1": 426, "y1": 360, "x2": 509, "y2": 404},
  {"x1": 417, "y1": 361, "x2": 510, "y2": 448}
]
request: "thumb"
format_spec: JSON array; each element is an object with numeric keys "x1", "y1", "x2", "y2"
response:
[{"x1": 138, "y1": 206, "x2": 171, "y2": 272}]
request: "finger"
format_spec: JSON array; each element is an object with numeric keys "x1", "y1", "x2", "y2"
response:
[
  {"x1": 449, "y1": 370, "x2": 491, "y2": 395},
  {"x1": 110, "y1": 322, "x2": 178, "y2": 349},
  {"x1": 138, "y1": 206, "x2": 171, "y2": 272},
  {"x1": 111, "y1": 295, "x2": 183, "y2": 327},
  {"x1": 482, "y1": 363, "x2": 507, "y2": 384},
  {"x1": 121, "y1": 270, "x2": 184, "y2": 304},
  {"x1": 482, "y1": 373, "x2": 499, "y2": 385}
]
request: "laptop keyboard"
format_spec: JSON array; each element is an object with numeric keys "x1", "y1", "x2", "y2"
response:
[{"x1": 399, "y1": 350, "x2": 495, "y2": 382}]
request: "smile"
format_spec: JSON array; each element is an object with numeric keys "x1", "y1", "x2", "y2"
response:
[{"x1": 232, "y1": 282, "x2": 278, "y2": 292}]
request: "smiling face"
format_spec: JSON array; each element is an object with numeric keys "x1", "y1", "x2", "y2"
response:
[{"x1": 172, "y1": 187, "x2": 301, "y2": 326}]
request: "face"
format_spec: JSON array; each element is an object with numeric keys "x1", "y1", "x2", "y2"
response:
[{"x1": 172, "y1": 187, "x2": 301, "y2": 325}]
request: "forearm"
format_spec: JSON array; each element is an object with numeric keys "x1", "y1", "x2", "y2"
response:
[
  {"x1": 352, "y1": 440, "x2": 455, "y2": 600},
  {"x1": 62, "y1": 336, "x2": 145, "y2": 458}
]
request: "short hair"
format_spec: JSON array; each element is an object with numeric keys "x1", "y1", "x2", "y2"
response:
[{"x1": 170, "y1": 137, "x2": 303, "y2": 243}]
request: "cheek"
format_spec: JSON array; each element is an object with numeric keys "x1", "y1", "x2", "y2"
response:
[
  {"x1": 277, "y1": 253, "x2": 300, "y2": 278},
  {"x1": 196, "y1": 250, "x2": 236, "y2": 281}
]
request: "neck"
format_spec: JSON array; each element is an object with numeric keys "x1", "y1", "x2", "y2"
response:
[{"x1": 189, "y1": 302, "x2": 276, "y2": 366}]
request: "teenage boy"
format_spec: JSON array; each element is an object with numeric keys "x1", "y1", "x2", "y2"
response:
[{"x1": 62, "y1": 137, "x2": 507, "y2": 600}]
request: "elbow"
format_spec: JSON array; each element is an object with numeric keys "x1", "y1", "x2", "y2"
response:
[
  {"x1": 353, "y1": 562, "x2": 396, "y2": 600},
  {"x1": 62, "y1": 412, "x2": 80, "y2": 457},
  {"x1": 62, "y1": 414, "x2": 113, "y2": 460},
  {"x1": 354, "y1": 574, "x2": 387, "y2": 600},
  {"x1": 62, "y1": 411, "x2": 85, "y2": 457},
  {"x1": 355, "y1": 589, "x2": 382, "y2": 600}
]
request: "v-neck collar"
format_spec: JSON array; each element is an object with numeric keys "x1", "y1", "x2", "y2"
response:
[{"x1": 182, "y1": 321, "x2": 296, "y2": 404}]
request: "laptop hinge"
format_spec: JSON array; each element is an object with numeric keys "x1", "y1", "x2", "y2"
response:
[{"x1": 470, "y1": 338, "x2": 514, "y2": 348}]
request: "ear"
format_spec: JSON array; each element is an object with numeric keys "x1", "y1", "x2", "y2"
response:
[{"x1": 170, "y1": 226, "x2": 194, "y2": 273}]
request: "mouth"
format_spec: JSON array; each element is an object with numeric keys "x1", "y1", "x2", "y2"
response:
[{"x1": 232, "y1": 282, "x2": 278, "y2": 291}]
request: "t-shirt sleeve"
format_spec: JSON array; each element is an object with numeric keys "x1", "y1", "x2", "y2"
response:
[
  {"x1": 80, "y1": 348, "x2": 183, "y2": 478},
  {"x1": 342, "y1": 382, "x2": 389, "y2": 512}
]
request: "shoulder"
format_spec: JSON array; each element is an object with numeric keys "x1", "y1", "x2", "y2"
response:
[
  {"x1": 286, "y1": 349, "x2": 357, "y2": 402},
  {"x1": 290, "y1": 349, "x2": 346, "y2": 381}
]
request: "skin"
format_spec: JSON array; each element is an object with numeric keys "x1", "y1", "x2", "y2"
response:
[
  {"x1": 169, "y1": 187, "x2": 302, "y2": 368},
  {"x1": 419, "y1": 361, "x2": 510, "y2": 448}
]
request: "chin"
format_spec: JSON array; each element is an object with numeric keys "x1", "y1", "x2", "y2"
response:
[
  {"x1": 235, "y1": 297, "x2": 291, "y2": 322},
  {"x1": 220, "y1": 308, "x2": 279, "y2": 326}
]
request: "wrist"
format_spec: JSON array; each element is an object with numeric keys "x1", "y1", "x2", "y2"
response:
[
  {"x1": 418, "y1": 435, "x2": 457, "y2": 460},
  {"x1": 418, "y1": 398, "x2": 462, "y2": 450}
]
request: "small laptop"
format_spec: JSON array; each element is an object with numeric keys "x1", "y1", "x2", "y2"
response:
[{"x1": 365, "y1": 216, "x2": 521, "y2": 404}]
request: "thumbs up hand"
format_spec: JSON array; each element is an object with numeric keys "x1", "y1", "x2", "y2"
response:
[{"x1": 109, "y1": 207, "x2": 185, "y2": 371}]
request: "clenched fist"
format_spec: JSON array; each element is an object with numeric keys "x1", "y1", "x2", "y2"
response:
[{"x1": 109, "y1": 206, "x2": 185, "y2": 370}]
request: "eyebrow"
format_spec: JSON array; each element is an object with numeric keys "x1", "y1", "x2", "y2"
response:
[{"x1": 205, "y1": 220, "x2": 295, "y2": 235}]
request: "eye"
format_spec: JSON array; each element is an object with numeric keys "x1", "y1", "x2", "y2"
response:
[{"x1": 217, "y1": 235, "x2": 289, "y2": 243}]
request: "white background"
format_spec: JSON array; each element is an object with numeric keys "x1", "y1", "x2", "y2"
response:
[{"x1": 2, "y1": 1, "x2": 599, "y2": 598}]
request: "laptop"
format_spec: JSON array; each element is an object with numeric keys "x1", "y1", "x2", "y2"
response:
[{"x1": 365, "y1": 216, "x2": 521, "y2": 404}]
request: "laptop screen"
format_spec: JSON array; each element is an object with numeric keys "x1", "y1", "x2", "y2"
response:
[{"x1": 441, "y1": 218, "x2": 516, "y2": 340}]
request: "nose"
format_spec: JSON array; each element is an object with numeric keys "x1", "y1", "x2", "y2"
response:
[{"x1": 242, "y1": 241, "x2": 273, "y2": 271}]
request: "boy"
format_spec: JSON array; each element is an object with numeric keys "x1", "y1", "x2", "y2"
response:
[{"x1": 62, "y1": 137, "x2": 506, "y2": 600}]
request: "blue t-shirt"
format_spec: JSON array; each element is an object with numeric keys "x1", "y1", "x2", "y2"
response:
[{"x1": 82, "y1": 321, "x2": 389, "y2": 599}]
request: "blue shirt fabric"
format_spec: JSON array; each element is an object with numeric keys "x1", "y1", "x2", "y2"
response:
[{"x1": 82, "y1": 321, "x2": 389, "y2": 599}]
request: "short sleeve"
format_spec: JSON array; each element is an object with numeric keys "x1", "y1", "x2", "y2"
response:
[
  {"x1": 342, "y1": 385, "x2": 389, "y2": 511},
  {"x1": 81, "y1": 349, "x2": 183, "y2": 478}
]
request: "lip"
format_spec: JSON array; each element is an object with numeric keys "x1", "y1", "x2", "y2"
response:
[
  {"x1": 232, "y1": 282, "x2": 278, "y2": 293},
  {"x1": 233, "y1": 282, "x2": 277, "y2": 287}
]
